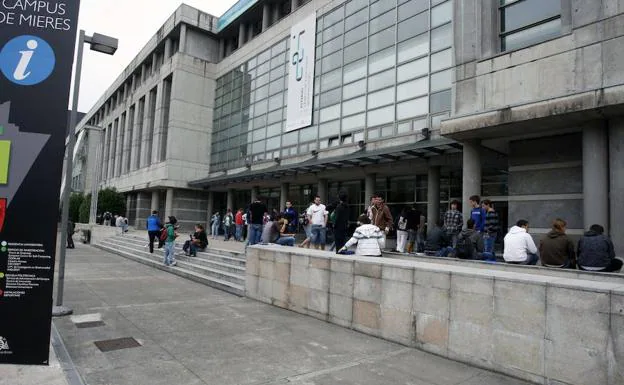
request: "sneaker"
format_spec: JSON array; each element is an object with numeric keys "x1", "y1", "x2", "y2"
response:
[{"x1": 171, "y1": 261, "x2": 177, "y2": 267}]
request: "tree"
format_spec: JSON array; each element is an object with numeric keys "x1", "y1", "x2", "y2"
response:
[
  {"x1": 79, "y1": 194, "x2": 90, "y2": 223},
  {"x1": 77, "y1": 188, "x2": 126, "y2": 224},
  {"x1": 68, "y1": 193, "x2": 84, "y2": 223}
]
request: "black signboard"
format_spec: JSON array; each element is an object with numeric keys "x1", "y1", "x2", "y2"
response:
[{"x1": 0, "y1": 0, "x2": 80, "y2": 365}]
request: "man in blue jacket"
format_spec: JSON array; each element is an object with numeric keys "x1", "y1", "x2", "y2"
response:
[
  {"x1": 146, "y1": 210, "x2": 163, "y2": 254},
  {"x1": 469, "y1": 195, "x2": 486, "y2": 233}
]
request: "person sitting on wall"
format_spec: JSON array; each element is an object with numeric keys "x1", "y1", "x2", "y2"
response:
[
  {"x1": 503, "y1": 219, "x2": 539, "y2": 265},
  {"x1": 424, "y1": 219, "x2": 449, "y2": 257},
  {"x1": 338, "y1": 214, "x2": 385, "y2": 257},
  {"x1": 261, "y1": 214, "x2": 296, "y2": 246},
  {"x1": 183, "y1": 224, "x2": 209, "y2": 257},
  {"x1": 577, "y1": 224, "x2": 623, "y2": 273},
  {"x1": 539, "y1": 218, "x2": 576, "y2": 268},
  {"x1": 454, "y1": 219, "x2": 484, "y2": 259}
]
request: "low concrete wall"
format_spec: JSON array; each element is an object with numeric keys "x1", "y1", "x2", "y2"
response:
[
  {"x1": 75, "y1": 223, "x2": 122, "y2": 245},
  {"x1": 246, "y1": 245, "x2": 624, "y2": 385}
]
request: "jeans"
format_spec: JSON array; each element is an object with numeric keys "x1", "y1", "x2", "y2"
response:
[
  {"x1": 396, "y1": 230, "x2": 408, "y2": 253},
  {"x1": 148, "y1": 230, "x2": 160, "y2": 253},
  {"x1": 447, "y1": 233, "x2": 460, "y2": 249},
  {"x1": 164, "y1": 241, "x2": 176, "y2": 266},
  {"x1": 310, "y1": 225, "x2": 326, "y2": 245},
  {"x1": 224, "y1": 225, "x2": 232, "y2": 240},
  {"x1": 416, "y1": 231, "x2": 425, "y2": 252},
  {"x1": 275, "y1": 236, "x2": 295, "y2": 246},
  {"x1": 211, "y1": 223, "x2": 219, "y2": 238},
  {"x1": 248, "y1": 224, "x2": 263, "y2": 246},
  {"x1": 508, "y1": 253, "x2": 539, "y2": 265},
  {"x1": 235, "y1": 224, "x2": 243, "y2": 241},
  {"x1": 484, "y1": 233, "x2": 496, "y2": 256},
  {"x1": 437, "y1": 247, "x2": 455, "y2": 258}
]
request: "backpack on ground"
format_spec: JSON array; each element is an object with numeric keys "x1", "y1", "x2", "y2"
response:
[
  {"x1": 455, "y1": 235, "x2": 474, "y2": 259},
  {"x1": 159, "y1": 227, "x2": 168, "y2": 242}
]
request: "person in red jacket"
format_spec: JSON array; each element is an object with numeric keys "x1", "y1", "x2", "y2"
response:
[{"x1": 234, "y1": 208, "x2": 244, "y2": 242}]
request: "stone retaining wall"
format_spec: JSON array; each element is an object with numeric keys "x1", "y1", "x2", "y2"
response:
[{"x1": 245, "y1": 245, "x2": 624, "y2": 385}]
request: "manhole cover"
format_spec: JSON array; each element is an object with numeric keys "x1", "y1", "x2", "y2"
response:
[
  {"x1": 75, "y1": 321, "x2": 105, "y2": 329},
  {"x1": 94, "y1": 337, "x2": 141, "y2": 352}
]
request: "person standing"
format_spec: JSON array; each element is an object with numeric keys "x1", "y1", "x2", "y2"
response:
[
  {"x1": 333, "y1": 193, "x2": 350, "y2": 253},
  {"x1": 405, "y1": 205, "x2": 420, "y2": 253},
  {"x1": 67, "y1": 220, "x2": 75, "y2": 249},
  {"x1": 146, "y1": 210, "x2": 163, "y2": 254},
  {"x1": 482, "y1": 199, "x2": 499, "y2": 259},
  {"x1": 503, "y1": 220, "x2": 539, "y2": 265},
  {"x1": 469, "y1": 195, "x2": 486, "y2": 233},
  {"x1": 369, "y1": 192, "x2": 393, "y2": 247},
  {"x1": 443, "y1": 200, "x2": 463, "y2": 248},
  {"x1": 307, "y1": 195, "x2": 328, "y2": 250},
  {"x1": 210, "y1": 212, "x2": 220, "y2": 239},
  {"x1": 235, "y1": 208, "x2": 244, "y2": 241},
  {"x1": 283, "y1": 201, "x2": 299, "y2": 234},
  {"x1": 539, "y1": 218, "x2": 576, "y2": 268},
  {"x1": 223, "y1": 209, "x2": 234, "y2": 241},
  {"x1": 163, "y1": 216, "x2": 178, "y2": 267},
  {"x1": 395, "y1": 206, "x2": 409, "y2": 253},
  {"x1": 248, "y1": 198, "x2": 268, "y2": 246},
  {"x1": 577, "y1": 224, "x2": 623, "y2": 272}
]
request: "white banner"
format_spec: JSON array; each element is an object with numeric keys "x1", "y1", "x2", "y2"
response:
[{"x1": 286, "y1": 12, "x2": 317, "y2": 132}]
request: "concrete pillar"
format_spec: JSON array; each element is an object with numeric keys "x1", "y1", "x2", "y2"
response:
[
  {"x1": 227, "y1": 189, "x2": 235, "y2": 210},
  {"x1": 151, "y1": 52, "x2": 158, "y2": 75},
  {"x1": 218, "y1": 39, "x2": 225, "y2": 60},
  {"x1": 179, "y1": 24, "x2": 187, "y2": 54},
  {"x1": 151, "y1": 190, "x2": 160, "y2": 212},
  {"x1": 251, "y1": 186, "x2": 259, "y2": 202},
  {"x1": 462, "y1": 140, "x2": 482, "y2": 213},
  {"x1": 280, "y1": 183, "x2": 290, "y2": 210},
  {"x1": 262, "y1": 3, "x2": 271, "y2": 31},
  {"x1": 165, "y1": 188, "x2": 174, "y2": 219},
  {"x1": 291, "y1": 0, "x2": 298, "y2": 12},
  {"x1": 136, "y1": 192, "x2": 151, "y2": 230},
  {"x1": 164, "y1": 38, "x2": 172, "y2": 59},
  {"x1": 272, "y1": 4, "x2": 280, "y2": 24},
  {"x1": 317, "y1": 179, "x2": 328, "y2": 203},
  {"x1": 238, "y1": 23, "x2": 246, "y2": 47},
  {"x1": 583, "y1": 123, "x2": 609, "y2": 233},
  {"x1": 206, "y1": 192, "x2": 214, "y2": 225},
  {"x1": 247, "y1": 23, "x2": 254, "y2": 42},
  {"x1": 365, "y1": 174, "x2": 376, "y2": 208},
  {"x1": 609, "y1": 119, "x2": 624, "y2": 255},
  {"x1": 427, "y1": 165, "x2": 441, "y2": 233},
  {"x1": 126, "y1": 194, "x2": 132, "y2": 220},
  {"x1": 141, "y1": 63, "x2": 147, "y2": 83}
]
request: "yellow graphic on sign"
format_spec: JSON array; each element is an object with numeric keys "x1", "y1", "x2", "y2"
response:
[{"x1": 0, "y1": 140, "x2": 9, "y2": 184}]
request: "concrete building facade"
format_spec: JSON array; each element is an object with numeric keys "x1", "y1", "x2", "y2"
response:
[{"x1": 75, "y1": 0, "x2": 624, "y2": 253}]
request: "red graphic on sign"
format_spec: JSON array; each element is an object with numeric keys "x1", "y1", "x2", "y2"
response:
[{"x1": 0, "y1": 198, "x2": 5, "y2": 232}]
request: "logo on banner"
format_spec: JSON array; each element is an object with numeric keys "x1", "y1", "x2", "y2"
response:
[
  {"x1": 0, "y1": 35, "x2": 56, "y2": 86},
  {"x1": 292, "y1": 31, "x2": 305, "y2": 81},
  {"x1": 0, "y1": 337, "x2": 9, "y2": 351}
]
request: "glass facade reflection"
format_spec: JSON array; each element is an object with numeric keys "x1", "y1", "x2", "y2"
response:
[{"x1": 211, "y1": 0, "x2": 453, "y2": 172}]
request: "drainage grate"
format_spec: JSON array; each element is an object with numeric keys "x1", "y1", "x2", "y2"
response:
[
  {"x1": 94, "y1": 337, "x2": 141, "y2": 352},
  {"x1": 75, "y1": 321, "x2": 105, "y2": 329}
]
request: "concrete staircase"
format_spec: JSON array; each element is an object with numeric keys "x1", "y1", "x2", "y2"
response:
[{"x1": 95, "y1": 233, "x2": 246, "y2": 296}]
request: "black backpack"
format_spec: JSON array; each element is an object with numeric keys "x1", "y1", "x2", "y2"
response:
[{"x1": 455, "y1": 234, "x2": 474, "y2": 259}]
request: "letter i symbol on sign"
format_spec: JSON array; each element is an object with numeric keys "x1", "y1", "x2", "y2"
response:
[
  {"x1": 13, "y1": 39, "x2": 38, "y2": 81},
  {"x1": 0, "y1": 125, "x2": 8, "y2": 232}
]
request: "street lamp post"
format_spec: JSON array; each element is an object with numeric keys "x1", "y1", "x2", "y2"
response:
[{"x1": 53, "y1": 30, "x2": 118, "y2": 317}]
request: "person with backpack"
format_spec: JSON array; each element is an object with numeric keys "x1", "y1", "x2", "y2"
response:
[
  {"x1": 454, "y1": 219, "x2": 484, "y2": 259},
  {"x1": 103, "y1": 211, "x2": 112, "y2": 226},
  {"x1": 146, "y1": 210, "x2": 163, "y2": 254},
  {"x1": 162, "y1": 216, "x2": 178, "y2": 266},
  {"x1": 223, "y1": 209, "x2": 234, "y2": 241}
]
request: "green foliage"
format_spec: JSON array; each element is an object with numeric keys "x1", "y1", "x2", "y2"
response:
[
  {"x1": 79, "y1": 194, "x2": 90, "y2": 223},
  {"x1": 98, "y1": 188, "x2": 126, "y2": 217},
  {"x1": 69, "y1": 193, "x2": 84, "y2": 223}
]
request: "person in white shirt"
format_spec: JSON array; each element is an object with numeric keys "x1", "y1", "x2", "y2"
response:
[
  {"x1": 306, "y1": 195, "x2": 328, "y2": 250},
  {"x1": 339, "y1": 214, "x2": 385, "y2": 257},
  {"x1": 503, "y1": 219, "x2": 539, "y2": 265}
]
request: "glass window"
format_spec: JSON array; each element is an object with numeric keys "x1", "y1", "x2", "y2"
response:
[
  {"x1": 299, "y1": 126, "x2": 318, "y2": 141},
  {"x1": 270, "y1": 54, "x2": 285, "y2": 70},
  {"x1": 345, "y1": 7, "x2": 368, "y2": 31},
  {"x1": 320, "y1": 104, "x2": 341, "y2": 122},
  {"x1": 322, "y1": 50, "x2": 343, "y2": 72},
  {"x1": 397, "y1": 56, "x2": 428, "y2": 82},
  {"x1": 369, "y1": 10, "x2": 396, "y2": 35},
  {"x1": 270, "y1": 65, "x2": 285, "y2": 81},
  {"x1": 256, "y1": 72, "x2": 269, "y2": 87},
  {"x1": 398, "y1": 11, "x2": 428, "y2": 42},
  {"x1": 256, "y1": 61, "x2": 270, "y2": 75},
  {"x1": 368, "y1": 46, "x2": 396, "y2": 74},
  {"x1": 321, "y1": 68, "x2": 342, "y2": 91},
  {"x1": 323, "y1": 22, "x2": 344, "y2": 43},
  {"x1": 397, "y1": 76, "x2": 428, "y2": 101},
  {"x1": 266, "y1": 136, "x2": 281, "y2": 151},
  {"x1": 342, "y1": 96, "x2": 366, "y2": 115},
  {"x1": 267, "y1": 122, "x2": 282, "y2": 137},
  {"x1": 430, "y1": 89, "x2": 451, "y2": 113},
  {"x1": 282, "y1": 131, "x2": 298, "y2": 146},
  {"x1": 320, "y1": 88, "x2": 342, "y2": 108},
  {"x1": 370, "y1": 0, "x2": 395, "y2": 19},
  {"x1": 343, "y1": 58, "x2": 367, "y2": 83},
  {"x1": 501, "y1": 0, "x2": 559, "y2": 33},
  {"x1": 368, "y1": 87, "x2": 395, "y2": 109},
  {"x1": 342, "y1": 113, "x2": 366, "y2": 132},
  {"x1": 431, "y1": 23, "x2": 452, "y2": 51},
  {"x1": 367, "y1": 105, "x2": 394, "y2": 127},
  {"x1": 319, "y1": 119, "x2": 340, "y2": 137},
  {"x1": 431, "y1": 69, "x2": 452, "y2": 92},
  {"x1": 257, "y1": 48, "x2": 270, "y2": 64},
  {"x1": 343, "y1": 78, "x2": 367, "y2": 99},
  {"x1": 398, "y1": 0, "x2": 428, "y2": 22},
  {"x1": 252, "y1": 128, "x2": 266, "y2": 141},
  {"x1": 397, "y1": 96, "x2": 428, "y2": 120},
  {"x1": 253, "y1": 114, "x2": 267, "y2": 129},
  {"x1": 431, "y1": 1, "x2": 452, "y2": 27},
  {"x1": 268, "y1": 93, "x2": 283, "y2": 110},
  {"x1": 344, "y1": 39, "x2": 367, "y2": 63},
  {"x1": 431, "y1": 48, "x2": 452, "y2": 71},
  {"x1": 314, "y1": 76, "x2": 321, "y2": 95},
  {"x1": 267, "y1": 108, "x2": 283, "y2": 125},
  {"x1": 502, "y1": 18, "x2": 561, "y2": 51},
  {"x1": 346, "y1": 0, "x2": 367, "y2": 15},
  {"x1": 369, "y1": 28, "x2": 395, "y2": 53},
  {"x1": 269, "y1": 78, "x2": 284, "y2": 95},
  {"x1": 368, "y1": 68, "x2": 395, "y2": 91},
  {"x1": 324, "y1": 6, "x2": 344, "y2": 27},
  {"x1": 271, "y1": 39, "x2": 287, "y2": 55},
  {"x1": 344, "y1": 23, "x2": 367, "y2": 46}
]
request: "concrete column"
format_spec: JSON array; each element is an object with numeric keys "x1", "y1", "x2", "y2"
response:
[
  {"x1": 462, "y1": 140, "x2": 482, "y2": 213},
  {"x1": 126, "y1": 194, "x2": 132, "y2": 220},
  {"x1": 206, "y1": 192, "x2": 214, "y2": 225},
  {"x1": 272, "y1": 4, "x2": 280, "y2": 24},
  {"x1": 165, "y1": 188, "x2": 174, "y2": 219},
  {"x1": 164, "y1": 38, "x2": 172, "y2": 59},
  {"x1": 291, "y1": 0, "x2": 298, "y2": 12},
  {"x1": 262, "y1": 3, "x2": 271, "y2": 31},
  {"x1": 280, "y1": 183, "x2": 290, "y2": 210},
  {"x1": 136, "y1": 192, "x2": 151, "y2": 230},
  {"x1": 365, "y1": 174, "x2": 376, "y2": 208},
  {"x1": 247, "y1": 23, "x2": 254, "y2": 42},
  {"x1": 609, "y1": 119, "x2": 624, "y2": 254},
  {"x1": 218, "y1": 39, "x2": 225, "y2": 60},
  {"x1": 583, "y1": 123, "x2": 609, "y2": 233},
  {"x1": 151, "y1": 190, "x2": 160, "y2": 212},
  {"x1": 427, "y1": 165, "x2": 441, "y2": 233},
  {"x1": 251, "y1": 186, "x2": 259, "y2": 202},
  {"x1": 227, "y1": 189, "x2": 235, "y2": 210},
  {"x1": 317, "y1": 179, "x2": 328, "y2": 203},
  {"x1": 141, "y1": 63, "x2": 147, "y2": 83},
  {"x1": 151, "y1": 52, "x2": 158, "y2": 75},
  {"x1": 179, "y1": 24, "x2": 187, "y2": 54},
  {"x1": 238, "y1": 23, "x2": 246, "y2": 47}
]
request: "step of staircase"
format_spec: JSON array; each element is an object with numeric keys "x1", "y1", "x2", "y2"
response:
[{"x1": 96, "y1": 235, "x2": 245, "y2": 296}]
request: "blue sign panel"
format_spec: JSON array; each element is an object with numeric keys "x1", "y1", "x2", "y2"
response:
[{"x1": 217, "y1": 0, "x2": 260, "y2": 31}]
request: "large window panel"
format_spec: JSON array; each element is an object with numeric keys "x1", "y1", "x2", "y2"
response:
[
  {"x1": 321, "y1": 68, "x2": 342, "y2": 91},
  {"x1": 320, "y1": 87, "x2": 342, "y2": 108},
  {"x1": 267, "y1": 108, "x2": 283, "y2": 125},
  {"x1": 270, "y1": 65, "x2": 285, "y2": 82},
  {"x1": 345, "y1": 7, "x2": 368, "y2": 31},
  {"x1": 368, "y1": 68, "x2": 396, "y2": 92},
  {"x1": 431, "y1": 69, "x2": 452, "y2": 92},
  {"x1": 343, "y1": 78, "x2": 367, "y2": 99},
  {"x1": 252, "y1": 128, "x2": 266, "y2": 142},
  {"x1": 398, "y1": 11, "x2": 429, "y2": 42},
  {"x1": 266, "y1": 122, "x2": 282, "y2": 137},
  {"x1": 431, "y1": 1, "x2": 452, "y2": 27},
  {"x1": 346, "y1": 0, "x2": 367, "y2": 16},
  {"x1": 368, "y1": 87, "x2": 395, "y2": 109},
  {"x1": 322, "y1": 50, "x2": 343, "y2": 72},
  {"x1": 256, "y1": 60, "x2": 270, "y2": 75},
  {"x1": 266, "y1": 136, "x2": 281, "y2": 151},
  {"x1": 431, "y1": 48, "x2": 452, "y2": 71},
  {"x1": 368, "y1": 46, "x2": 396, "y2": 74},
  {"x1": 323, "y1": 22, "x2": 344, "y2": 43},
  {"x1": 344, "y1": 39, "x2": 368, "y2": 63},
  {"x1": 398, "y1": 0, "x2": 428, "y2": 22},
  {"x1": 397, "y1": 56, "x2": 428, "y2": 82},
  {"x1": 320, "y1": 104, "x2": 341, "y2": 122},
  {"x1": 271, "y1": 39, "x2": 287, "y2": 55},
  {"x1": 253, "y1": 114, "x2": 267, "y2": 129},
  {"x1": 282, "y1": 131, "x2": 298, "y2": 146},
  {"x1": 430, "y1": 89, "x2": 451, "y2": 113},
  {"x1": 344, "y1": 23, "x2": 367, "y2": 46},
  {"x1": 343, "y1": 57, "x2": 367, "y2": 83},
  {"x1": 342, "y1": 95, "x2": 366, "y2": 115},
  {"x1": 269, "y1": 77, "x2": 284, "y2": 95},
  {"x1": 299, "y1": 126, "x2": 318, "y2": 141},
  {"x1": 369, "y1": 27, "x2": 396, "y2": 53},
  {"x1": 431, "y1": 22, "x2": 452, "y2": 51},
  {"x1": 397, "y1": 96, "x2": 428, "y2": 120},
  {"x1": 370, "y1": 0, "x2": 395, "y2": 19},
  {"x1": 324, "y1": 6, "x2": 344, "y2": 27},
  {"x1": 502, "y1": 18, "x2": 561, "y2": 51},
  {"x1": 501, "y1": 0, "x2": 560, "y2": 33},
  {"x1": 256, "y1": 72, "x2": 269, "y2": 87},
  {"x1": 257, "y1": 49, "x2": 270, "y2": 65},
  {"x1": 397, "y1": 76, "x2": 428, "y2": 101},
  {"x1": 319, "y1": 119, "x2": 340, "y2": 137},
  {"x1": 342, "y1": 113, "x2": 366, "y2": 132},
  {"x1": 270, "y1": 54, "x2": 285, "y2": 69},
  {"x1": 323, "y1": 35, "x2": 343, "y2": 55},
  {"x1": 369, "y1": 9, "x2": 396, "y2": 35},
  {"x1": 367, "y1": 105, "x2": 394, "y2": 127}
]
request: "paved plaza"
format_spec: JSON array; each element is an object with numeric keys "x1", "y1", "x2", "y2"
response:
[{"x1": 42, "y1": 243, "x2": 532, "y2": 385}]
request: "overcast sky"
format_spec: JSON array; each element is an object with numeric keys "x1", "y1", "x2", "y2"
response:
[{"x1": 74, "y1": 0, "x2": 237, "y2": 113}]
